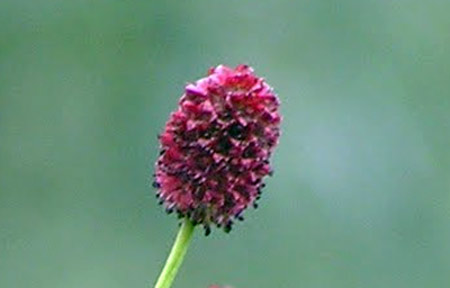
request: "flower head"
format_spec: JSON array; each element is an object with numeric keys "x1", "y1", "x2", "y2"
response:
[{"x1": 154, "y1": 64, "x2": 281, "y2": 235}]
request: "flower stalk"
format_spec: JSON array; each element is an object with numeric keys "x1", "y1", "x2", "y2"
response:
[{"x1": 154, "y1": 218, "x2": 195, "y2": 288}]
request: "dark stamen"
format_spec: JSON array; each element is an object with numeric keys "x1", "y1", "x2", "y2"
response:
[
  {"x1": 204, "y1": 226, "x2": 211, "y2": 236},
  {"x1": 215, "y1": 137, "x2": 232, "y2": 154},
  {"x1": 224, "y1": 221, "x2": 233, "y2": 233},
  {"x1": 228, "y1": 123, "x2": 246, "y2": 140}
]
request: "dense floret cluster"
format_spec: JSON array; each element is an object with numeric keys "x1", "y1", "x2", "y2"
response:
[{"x1": 154, "y1": 64, "x2": 281, "y2": 235}]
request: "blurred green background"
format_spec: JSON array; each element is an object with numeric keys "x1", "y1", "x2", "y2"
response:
[{"x1": 1, "y1": 1, "x2": 449, "y2": 288}]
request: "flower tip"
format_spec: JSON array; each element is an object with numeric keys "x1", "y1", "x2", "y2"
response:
[{"x1": 185, "y1": 83, "x2": 207, "y2": 97}]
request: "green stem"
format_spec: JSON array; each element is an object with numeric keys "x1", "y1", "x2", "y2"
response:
[{"x1": 154, "y1": 218, "x2": 195, "y2": 288}]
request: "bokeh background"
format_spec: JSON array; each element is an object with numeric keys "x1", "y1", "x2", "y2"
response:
[{"x1": 1, "y1": 1, "x2": 449, "y2": 288}]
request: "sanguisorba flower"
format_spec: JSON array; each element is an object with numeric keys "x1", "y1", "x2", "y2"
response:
[{"x1": 154, "y1": 64, "x2": 281, "y2": 235}]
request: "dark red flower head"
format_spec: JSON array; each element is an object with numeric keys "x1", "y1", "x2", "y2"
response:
[{"x1": 154, "y1": 64, "x2": 281, "y2": 235}]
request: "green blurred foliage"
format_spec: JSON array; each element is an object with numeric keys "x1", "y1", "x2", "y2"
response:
[{"x1": 1, "y1": 1, "x2": 449, "y2": 288}]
